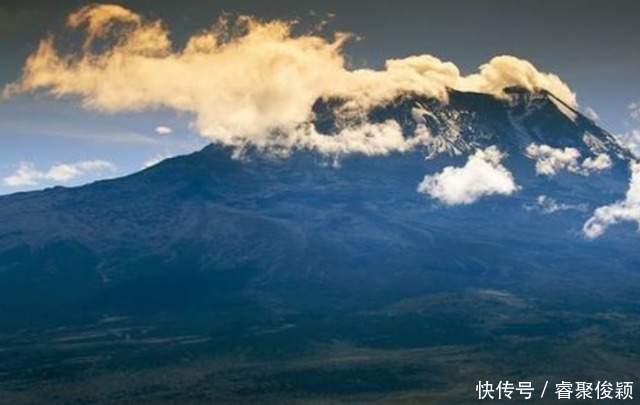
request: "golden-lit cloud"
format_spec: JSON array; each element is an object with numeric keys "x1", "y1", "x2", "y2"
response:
[
  {"x1": 5, "y1": 4, "x2": 578, "y2": 154},
  {"x1": 67, "y1": 4, "x2": 142, "y2": 49}
]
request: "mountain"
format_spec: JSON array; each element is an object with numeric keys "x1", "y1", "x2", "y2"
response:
[{"x1": 1, "y1": 88, "x2": 639, "y2": 404}]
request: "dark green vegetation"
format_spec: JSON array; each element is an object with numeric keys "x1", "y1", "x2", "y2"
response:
[{"x1": 3, "y1": 287, "x2": 640, "y2": 404}]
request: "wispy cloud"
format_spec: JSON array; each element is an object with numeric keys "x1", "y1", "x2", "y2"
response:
[
  {"x1": 525, "y1": 195, "x2": 588, "y2": 214},
  {"x1": 629, "y1": 102, "x2": 640, "y2": 121},
  {"x1": 142, "y1": 153, "x2": 173, "y2": 168},
  {"x1": 584, "y1": 107, "x2": 599, "y2": 121},
  {"x1": 155, "y1": 126, "x2": 173, "y2": 135},
  {"x1": 417, "y1": 146, "x2": 519, "y2": 206},
  {"x1": 4, "y1": 160, "x2": 116, "y2": 187},
  {"x1": 0, "y1": 121, "x2": 163, "y2": 145}
]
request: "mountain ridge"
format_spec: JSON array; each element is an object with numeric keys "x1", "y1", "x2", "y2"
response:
[
  {"x1": 3, "y1": 88, "x2": 640, "y2": 404},
  {"x1": 0, "y1": 87, "x2": 637, "y2": 326}
]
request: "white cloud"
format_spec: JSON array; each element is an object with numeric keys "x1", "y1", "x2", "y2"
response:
[
  {"x1": 225, "y1": 120, "x2": 433, "y2": 162},
  {"x1": 525, "y1": 144, "x2": 611, "y2": 176},
  {"x1": 618, "y1": 130, "x2": 640, "y2": 157},
  {"x1": 297, "y1": 120, "x2": 432, "y2": 157},
  {"x1": 617, "y1": 103, "x2": 640, "y2": 157},
  {"x1": 585, "y1": 107, "x2": 599, "y2": 121},
  {"x1": 583, "y1": 162, "x2": 640, "y2": 239},
  {"x1": 629, "y1": 102, "x2": 640, "y2": 121},
  {"x1": 417, "y1": 146, "x2": 519, "y2": 205},
  {"x1": 526, "y1": 195, "x2": 588, "y2": 214},
  {"x1": 155, "y1": 125, "x2": 173, "y2": 135},
  {"x1": 4, "y1": 160, "x2": 116, "y2": 187},
  {"x1": 525, "y1": 143, "x2": 581, "y2": 176},
  {"x1": 582, "y1": 153, "x2": 612, "y2": 172},
  {"x1": 4, "y1": 4, "x2": 577, "y2": 156}
]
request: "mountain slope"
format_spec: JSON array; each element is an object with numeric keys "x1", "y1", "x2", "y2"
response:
[
  {"x1": 0, "y1": 88, "x2": 636, "y2": 316},
  {"x1": 1, "y1": 88, "x2": 640, "y2": 404}
]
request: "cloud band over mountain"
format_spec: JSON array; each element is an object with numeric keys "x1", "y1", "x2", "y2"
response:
[{"x1": 5, "y1": 4, "x2": 577, "y2": 155}]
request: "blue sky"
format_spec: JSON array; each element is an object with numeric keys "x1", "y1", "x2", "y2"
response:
[{"x1": 1, "y1": 0, "x2": 639, "y2": 195}]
